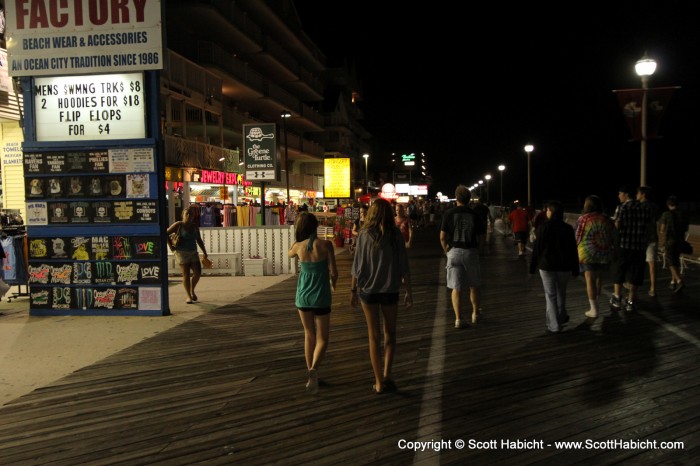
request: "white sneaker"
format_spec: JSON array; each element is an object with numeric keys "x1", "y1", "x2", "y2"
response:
[
  {"x1": 0, "y1": 281, "x2": 11, "y2": 298},
  {"x1": 455, "y1": 319, "x2": 462, "y2": 329},
  {"x1": 584, "y1": 309, "x2": 598, "y2": 319}
]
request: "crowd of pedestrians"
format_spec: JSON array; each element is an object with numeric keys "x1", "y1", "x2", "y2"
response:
[{"x1": 286, "y1": 183, "x2": 690, "y2": 394}]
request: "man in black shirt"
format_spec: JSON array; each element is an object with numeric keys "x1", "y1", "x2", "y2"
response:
[{"x1": 440, "y1": 185, "x2": 486, "y2": 329}]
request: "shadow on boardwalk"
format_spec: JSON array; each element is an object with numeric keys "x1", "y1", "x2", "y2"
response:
[{"x1": 1, "y1": 226, "x2": 699, "y2": 465}]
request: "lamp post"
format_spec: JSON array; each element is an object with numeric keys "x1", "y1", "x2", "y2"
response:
[
  {"x1": 635, "y1": 54, "x2": 656, "y2": 186},
  {"x1": 524, "y1": 144, "x2": 534, "y2": 206},
  {"x1": 280, "y1": 111, "x2": 291, "y2": 203},
  {"x1": 218, "y1": 156, "x2": 227, "y2": 202},
  {"x1": 498, "y1": 164, "x2": 505, "y2": 208},
  {"x1": 484, "y1": 174, "x2": 492, "y2": 203},
  {"x1": 478, "y1": 180, "x2": 484, "y2": 200},
  {"x1": 363, "y1": 153, "x2": 369, "y2": 196}
]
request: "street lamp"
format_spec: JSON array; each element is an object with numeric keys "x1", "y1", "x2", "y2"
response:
[
  {"x1": 635, "y1": 54, "x2": 656, "y2": 186},
  {"x1": 478, "y1": 179, "x2": 484, "y2": 199},
  {"x1": 280, "y1": 111, "x2": 292, "y2": 203},
  {"x1": 484, "y1": 174, "x2": 492, "y2": 203},
  {"x1": 498, "y1": 165, "x2": 506, "y2": 208},
  {"x1": 524, "y1": 144, "x2": 534, "y2": 206},
  {"x1": 218, "y1": 156, "x2": 227, "y2": 202},
  {"x1": 363, "y1": 153, "x2": 370, "y2": 195}
]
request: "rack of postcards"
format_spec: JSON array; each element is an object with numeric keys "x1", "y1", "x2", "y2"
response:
[{"x1": 23, "y1": 147, "x2": 165, "y2": 315}]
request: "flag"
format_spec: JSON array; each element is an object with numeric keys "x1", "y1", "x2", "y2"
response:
[{"x1": 613, "y1": 86, "x2": 679, "y2": 141}]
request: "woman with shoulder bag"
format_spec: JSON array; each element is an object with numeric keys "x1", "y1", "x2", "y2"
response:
[{"x1": 167, "y1": 205, "x2": 208, "y2": 304}]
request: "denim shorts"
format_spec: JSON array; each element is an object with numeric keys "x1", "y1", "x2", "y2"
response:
[
  {"x1": 445, "y1": 247, "x2": 481, "y2": 290},
  {"x1": 580, "y1": 263, "x2": 609, "y2": 272},
  {"x1": 359, "y1": 291, "x2": 399, "y2": 305}
]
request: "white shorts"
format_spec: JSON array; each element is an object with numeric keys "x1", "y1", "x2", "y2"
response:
[
  {"x1": 446, "y1": 247, "x2": 481, "y2": 290},
  {"x1": 646, "y1": 242, "x2": 657, "y2": 262}
]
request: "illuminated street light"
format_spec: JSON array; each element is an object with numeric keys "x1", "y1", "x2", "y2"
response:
[
  {"x1": 524, "y1": 144, "x2": 534, "y2": 206},
  {"x1": 635, "y1": 54, "x2": 656, "y2": 186},
  {"x1": 363, "y1": 153, "x2": 370, "y2": 195},
  {"x1": 498, "y1": 165, "x2": 506, "y2": 208},
  {"x1": 280, "y1": 111, "x2": 292, "y2": 203},
  {"x1": 484, "y1": 174, "x2": 492, "y2": 203}
]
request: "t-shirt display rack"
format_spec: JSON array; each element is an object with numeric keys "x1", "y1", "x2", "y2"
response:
[{"x1": 1, "y1": 225, "x2": 29, "y2": 303}]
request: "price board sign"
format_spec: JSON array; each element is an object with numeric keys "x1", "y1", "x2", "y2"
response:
[{"x1": 33, "y1": 72, "x2": 146, "y2": 141}]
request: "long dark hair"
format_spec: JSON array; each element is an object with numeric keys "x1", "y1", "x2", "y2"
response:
[
  {"x1": 363, "y1": 198, "x2": 397, "y2": 247},
  {"x1": 295, "y1": 212, "x2": 318, "y2": 242}
]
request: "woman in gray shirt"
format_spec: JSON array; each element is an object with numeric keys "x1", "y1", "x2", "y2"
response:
[{"x1": 350, "y1": 198, "x2": 412, "y2": 394}]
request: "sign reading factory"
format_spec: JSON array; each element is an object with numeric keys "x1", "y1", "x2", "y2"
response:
[
  {"x1": 5, "y1": 0, "x2": 164, "y2": 76},
  {"x1": 33, "y1": 73, "x2": 146, "y2": 140},
  {"x1": 243, "y1": 123, "x2": 277, "y2": 181}
]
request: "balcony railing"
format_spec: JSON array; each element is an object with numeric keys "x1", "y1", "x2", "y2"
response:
[{"x1": 164, "y1": 134, "x2": 241, "y2": 172}]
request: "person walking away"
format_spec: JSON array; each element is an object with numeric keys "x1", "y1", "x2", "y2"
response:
[
  {"x1": 529, "y1": 200, "x2": 579, "y2": 333},
  {"x1": 351, "y1": 205, "x2": 368, "y2": 254},
  {"x1": 394, "y1": 203, "x2": 413, "y2": 249},
  {"x1": 658, "y1": 196, "x2": 688, "y2": 293},
  {"x1": 575, "y1": 195, "x2": 617, "y2": 319},
  {"x1": 166, "y1": 205, "x2": 208, "y2": 304},
  {"x1": 471, "y1": 199, "x2": 492, "y2": 254},
  {"x1": 636, "y1": 186, "x2": 660, "y2": 296},
  {"x1": 288, "y1": 212, "x2": 338, "y2": 394},
  {"x1": 508, "y1": 201, "x2": 531, "y2": 256},
  {"x1": 610, "y1": 185, "x2": 653, "y2": 312},
  {"x1": 440, "y1": 185, "x2": 485, "y2": 328},
  {"x1": 351, "y1": 199, "x2": 412, "y2": 394}
]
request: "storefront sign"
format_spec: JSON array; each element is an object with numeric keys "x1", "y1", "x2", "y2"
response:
[
  {"x1": 243, "y1": 123, "x2": 277, "y2": 181},
  {"x1": 324, "y1": 158, "x2": 350, "y2": 198},
  {"x1": 5, "y1": 0, "x2": 163, "y2": 76},
  {"x1": 33, "y1": 73, "x2": 146, "y2": 141}
]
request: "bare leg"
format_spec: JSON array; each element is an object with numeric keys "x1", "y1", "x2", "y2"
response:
[
  {"x1": 190, "y1": 261, "x2": 202, "y2": 300},
  {"x1": 312, "y1": 313, "x2": 330, "y2": 370},
  {"x1": 648, "y1": 260, "x2": 656, "y2": 295},
  {"x1": 470, "y1": 287, "x2": 481, "y2": 322},
  {"x1": 180, "y1": 264, "x2": 192, "y2": 301},
  {"x1": 380, "y1": 304, "x2": 398, "y2": 382},
  {"x1": 451, "y1": 288, "x2": 462, "y2": 322},
  {"x1": 361, "y1": 302, "x2": 384, "y2": 393},
  {"x1": 298, "y1": 310, "x2": 316, "y2": 370}
]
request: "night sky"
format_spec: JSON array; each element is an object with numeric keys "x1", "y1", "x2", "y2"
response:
[{"x1": 295, "y1": 3, "x2": 700, "y2": 212}]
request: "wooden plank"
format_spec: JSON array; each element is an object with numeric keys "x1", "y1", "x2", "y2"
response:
[{"x1": 0, "y1": 226, "x2": 698, "y2": 464}]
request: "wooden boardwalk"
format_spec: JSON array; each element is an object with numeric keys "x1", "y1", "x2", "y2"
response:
[{"x1": 1, "y1": 226, "x2": 699, "y2": 465}]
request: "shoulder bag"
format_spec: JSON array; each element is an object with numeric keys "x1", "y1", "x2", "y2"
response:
[{"x1": 168, "y1": 224, "x2": 182, "y2": 252}]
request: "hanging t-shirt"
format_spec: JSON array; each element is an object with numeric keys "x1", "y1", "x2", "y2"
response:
[{"x1": 1, "y1": 236, "x2": 16, "y2": 281}]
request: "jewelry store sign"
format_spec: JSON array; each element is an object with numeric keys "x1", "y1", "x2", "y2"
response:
[
  {"x1": 5, "y1": 0, "x2": 163, "y2": 76},
  {"x1": 33, "y1": 73, "x2": 146, "y2": 141}
]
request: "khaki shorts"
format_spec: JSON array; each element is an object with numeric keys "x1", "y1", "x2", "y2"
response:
[
  {"x1": 646, "y1": 242, "x2": 657, "y2": 262},
  {"x1": 174, "y1": 250, "x2": 200, "y2": 266}
]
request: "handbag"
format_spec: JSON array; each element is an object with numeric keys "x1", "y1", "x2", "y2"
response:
[
  {"x1": 679, "y1": 240, "x2": 693, "y2": 255},
  {"x1": 201, "y1": 256, "x2": 213, "y2": 269},
  {"x1": 168, "y1": 225, "x2": 181, "y2": 252}
]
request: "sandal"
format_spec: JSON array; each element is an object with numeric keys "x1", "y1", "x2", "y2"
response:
[
  {"x1": 191, "y1": 293, "x2": 198, "y2": 302},
  {"x1": 186, "y1": 298, "x2": 193, "y2": 304},
  {"x1": 372, "y1": 384, "x2": 384, "y2": 395}
]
